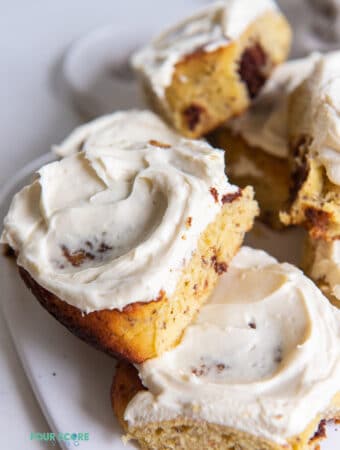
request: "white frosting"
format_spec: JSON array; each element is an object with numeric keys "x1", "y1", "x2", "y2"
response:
[
  {"x1": 298, "y1": 51, "x2": 340, "y2": 185},
  {"x1": 278, "y1": 0, "x2": 340, "y2": 58},
  {"x1": 229, "y1": 55, "x2": 319, "y2": 158},
  {"x1": 1, "y1": 139, "x2": 238, "y2": 313},
  {"x1": 125, "y1": 247, "x2": 340, "y2": 445},
  {"x1": 132, "y1": 0, "x2": 278, "y2": 98},
  {"x1": 310, "y1": 239, "x2": 340, "y2": 302},
  {"x1": 54, "y1": 110, "x2": 180, "y2": 158}
]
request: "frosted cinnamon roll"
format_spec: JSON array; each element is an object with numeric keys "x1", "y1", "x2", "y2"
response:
[
  {"x1": 1, "y1": 137, "x2": 257, "y2": 363},
  {"x1": 281, "y1": 51, "x2": 340, "y2": 241},
  {"x1": 112, "y1": 247, "x2": 340, "y2": 449}
]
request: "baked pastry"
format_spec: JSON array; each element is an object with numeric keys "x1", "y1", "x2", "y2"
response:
[
  {"x1": 303, "y1": 236, "x2": 340, "y2": 307},
  {"x1": 281, "y1": 51, "x2": 340, "y2": 240},
  {"x1": 132, "y1": 0, "x2": 292, "y2": 139},
  {"x1": 1, "y1": 135, "x2": 258, "y2": 363},
  {"x1": 112, "y1": 247, "x2": 340, "y2": 450},
  {"x1": 54, "y1": 109, "x2": 181, "y2": 158},
  {"x1": 210, "y1": 55, "x2": 318, "y2": 228}
]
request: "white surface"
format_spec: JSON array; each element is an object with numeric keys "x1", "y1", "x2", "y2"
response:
[{"x1": 0, "y1": 154, "x2": 338, "y2": 449}]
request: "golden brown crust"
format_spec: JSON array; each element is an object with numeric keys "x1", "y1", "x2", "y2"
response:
[
  {"x1": 141, "y1": 11, "x2": 291, "y2": 139},
  {"x1": 112, "y1": 362, "x2": 340, "y2": 450},
  {"x1": 20, "y1": 268, "x2": 168, "y2": 363},
  {"x1": 18, "y1": 187, "x2": 258, "y2": 363},
  {"x1": 111, "y1": 361, "x2": 144, "y2": 431}
]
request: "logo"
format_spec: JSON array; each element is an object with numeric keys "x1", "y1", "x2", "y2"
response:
[{"x1": 30, "y1": 432, "x2": 90, "y2": 446}]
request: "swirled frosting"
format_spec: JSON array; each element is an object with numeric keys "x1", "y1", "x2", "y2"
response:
[
  {"x1": 228, "y1": 54, "x2": 319, "y2": 158},
  {"x1": 132, "y1": 0, "x2": 278, "y2": 98},
  {"x1": 1, "y1": 139, "x2": 238, "y2": 312},
  {"x1": 309, "y1": 238, "x2": 340, "y2": 303},
  {"x1": 125, "y1": 247, "x2": 340, "y2": 445},
  {"x1": 290, "y1": 51, "x2": 340, "y2": 185},
  {"x1": 54, "y1": 110, "x2": 180, "y2": 158}
]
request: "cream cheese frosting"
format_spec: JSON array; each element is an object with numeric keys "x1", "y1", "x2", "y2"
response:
[
  {"x1": 290, "y1": 51, "x2": 340, "y2": 185},
  {"x1": 228, "y1": 54, "x2": 319, "y2": 159},
  {"x1": 1, "y1": 138, "x2": 238, "y2": 313},
  {"x1": 125, "y1": 247, "x2": 340, "y2": 445},
  {"x1": 132, "y1": 0, "x2": 278, "y2": 99},
  {"x1": 54, "y1": 110, "x2": 180, "y2": 158},
  {"x1": 309, "y1": 238, "x2": 340, "y2": 302}
]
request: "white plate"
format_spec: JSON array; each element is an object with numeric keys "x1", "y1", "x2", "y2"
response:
[
  {"x1": 0, "y1": 154, "x2": 338, "y2": 449},
  {"x1": 63, "y1": 26, "x2": 149, "y2": 119}
]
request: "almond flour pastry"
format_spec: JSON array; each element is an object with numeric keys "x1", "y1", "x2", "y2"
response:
[
  {"x1": 132, "y1": 0, "x2": 291, "y2": 139},
  {"x1": 54, "y1": 109, "x2": 181, "y2": 158},
  {"x1": 281, "y1": 51, "x2": 340, "y2": 240},
  {"x1": 1, "y1": 137, "x2": 258, "y2": 363},
  {"x1": 112, "y1": 247, "x2": 340, "y2": 450},
  {"x1": 303, "y1": 237, "x2": 340, "y2": 307},
  {"x1": 210, "y1": 55, "x2": 318, "y2": 228}
]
